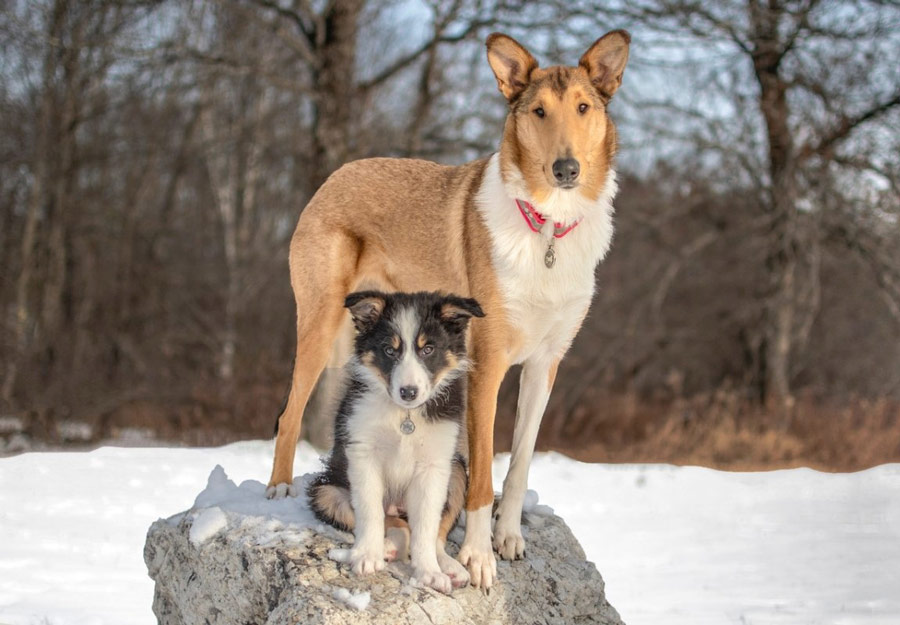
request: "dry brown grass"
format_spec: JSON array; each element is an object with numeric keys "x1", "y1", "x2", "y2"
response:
[{"x1": 495, "y1": 390, "x2": 900, "y2": 471}]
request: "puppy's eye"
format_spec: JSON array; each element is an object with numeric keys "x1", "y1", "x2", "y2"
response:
[
  {"x1": 533, "y1": 107, "x2": 545, "y2": 118},
  {"x1": 420, "y1": 345, "x2": 434, "y2": 356},
  {"x1": 578, "y1": 103, "x2": 589, "y2": 114},
  {"x1": 384, "y1": 346, "x2": 396, "y2": 357}
]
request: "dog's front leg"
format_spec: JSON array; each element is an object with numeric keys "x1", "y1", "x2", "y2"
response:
[
  {"x1": 458, "y1": 348, "x2": 508, "y2": 590},
  {"x1": 407, "y1": 463, "x2": 453, "y2": 594},
  {"x1": 347, "y1": 450, "x2": 386, "y2": 575},
  {"x1": 493, "y1": 356, "x2": 559, "y2": 560}
]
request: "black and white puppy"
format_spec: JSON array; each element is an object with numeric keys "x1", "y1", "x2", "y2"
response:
[{"x1": 307, "y1": 290, "x2": 484, "y2": 593}]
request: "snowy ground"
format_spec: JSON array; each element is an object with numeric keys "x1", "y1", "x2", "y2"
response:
[{"x1": 0, "y1": 441, "x2": 898, "y2": 625}]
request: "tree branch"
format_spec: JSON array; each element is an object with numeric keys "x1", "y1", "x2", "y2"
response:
[{"x1": 800, "y1": 91, "x2": 900, "y2": 160}]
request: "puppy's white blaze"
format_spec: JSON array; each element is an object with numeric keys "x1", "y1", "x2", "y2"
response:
[{"x1": 390, "y1": 305, "x2": 432, "y2": 406}]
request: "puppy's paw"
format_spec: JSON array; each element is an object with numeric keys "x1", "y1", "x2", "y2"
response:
[
  {"x1": 438, "y1": 550, "x2": 470, "y2": 588},
  {"x1": 384, "y1": 526, "x2": 410, "y2": 562},
  {"x1": 413, "y1": 568, "x2": 453, "y2": 595},
  {"x1": 349, "y1": 546, "x2": 385, "y2": 576},
  {"x1": 457, "y1": 543, "x2": 497, "y2": 590},
  {"x1": 265, "y1": 482, "x2": 297, "y2": 500},
  {"x1": 492, "y1": 522, "x2": 526, "y2": 561}
]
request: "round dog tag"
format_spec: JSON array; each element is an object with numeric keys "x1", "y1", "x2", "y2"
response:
[{"x1": 400, "y1": 414, "x2": 416, "y2": 435}]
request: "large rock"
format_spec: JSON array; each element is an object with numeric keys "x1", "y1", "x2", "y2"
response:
[{"x1": 144, "y1": 466, "x2": 623, "y2": 625}]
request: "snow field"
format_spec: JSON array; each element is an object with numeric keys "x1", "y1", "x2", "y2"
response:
[{"x1": 0, "y1": 441, "x2": 897, "y2": 625}]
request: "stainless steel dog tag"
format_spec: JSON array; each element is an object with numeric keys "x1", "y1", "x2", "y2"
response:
[
  {"x1": 400, "y1": 413, "x2": 416, "y2": 435},
  {"x1": 544, "y1": 240, "x2": 556, "y2": 268}
]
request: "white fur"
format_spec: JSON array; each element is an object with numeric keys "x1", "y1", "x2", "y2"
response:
[
  {"x1": 457, "y1": 504, "x2": 496, "y2": 589},
  {"x1": 493, "y1": 357, "x2": 554, "y2": 559},
  {"x1": 389, "y1": 307, "x2": 432, "y2": 407},
  {"x1": 477, "y1": 153, "x2": 617, "y2": 365},
  {"x1": 465, "y1": 153, "x2": 618, "y2": 573},
  {"x1": 344, "y1": 365, "x2": 460, "y2": 593}
]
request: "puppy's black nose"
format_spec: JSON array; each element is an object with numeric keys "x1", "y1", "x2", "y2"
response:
[
  {"x1": 552, "y1": 158, "x2": 580, "y2": 185},
  {"x1": 399, "y1": 386, "x2": 418, "y2": 402}
]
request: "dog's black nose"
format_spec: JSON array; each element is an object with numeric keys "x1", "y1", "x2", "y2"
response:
[
  {"x1": 399, "y1": 386, "x2": 418, "y2": 401},
  {"x1": 552, "y1": 158, "x2": 580, "y2": 185}
]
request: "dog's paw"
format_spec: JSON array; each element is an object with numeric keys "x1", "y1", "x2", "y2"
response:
[
  {"x1": 413, "y1": 568, "x2": 453, "y2": 595},
  {"x1": 457, "y1": 543, "x2": 497, "y2": 590},
  {"x1": 458, "y1": 506, "x2": 497, "y2": 590},
  {"x1": 384, "y1": 526, "x2": 410, "y2": 562},
  {"x1": 349, "y1": 546, "x2": 385, "y2": 576},
  {"x1": 438, "y1": 550, "x2": 470, "y2": 588},
  {"x1": 492, "y1": 522, "x2": 526, "y2": 561},
  {"x1": 265, "y1": 482, "x2": 297, "y2": 500}
]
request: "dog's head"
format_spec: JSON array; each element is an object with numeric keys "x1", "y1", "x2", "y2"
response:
[
  {"x1": 487, "y1": 30, "x2": 630, "y2": 219},
  {"x1": 345, "y1": 290, "x2": 484, "y2": 409}
]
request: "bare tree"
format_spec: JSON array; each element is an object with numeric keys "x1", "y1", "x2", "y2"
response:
[{"x1": 610, "y1": 0, "x2": 900, "y2": 405}]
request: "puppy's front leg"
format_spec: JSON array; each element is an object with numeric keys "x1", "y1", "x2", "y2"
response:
[
  {"x1": 407, "y1": 463, "x2": 453, "y2": 594},
  {"x1": 347, "y1": 450, "x2": 386, "y2": 575}
]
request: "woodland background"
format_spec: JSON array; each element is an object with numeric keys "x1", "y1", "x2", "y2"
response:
[{"x1": 1, "y1": 0, "x2": 898, "y2": 469}]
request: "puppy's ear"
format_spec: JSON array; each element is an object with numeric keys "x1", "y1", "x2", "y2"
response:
[
  {"x1": 439, "y1": 296, "x2": 485, "y2": 333},
  {"x1": 345, "y1": 291, "x2": 387, "y2": 333},
  {"x1": 486, "y1": 33, "x2": 538, "y2": 102},
  {"x1": 579, "y1": 29, "x2": 630, "y2": 100}
]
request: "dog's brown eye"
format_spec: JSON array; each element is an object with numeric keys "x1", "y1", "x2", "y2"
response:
[
  {"x1": 533, "y1": 107, "x2": 545, "y2": 118},
  {"x1": 384, "y1": 346, "x2": 395, "y2": 357},
  {"x1": 421, "y1": 345, "x2": 434, "y2": 356},
  {"x1": 578, "y1": 103, "x2": 589, "y2": 114}
]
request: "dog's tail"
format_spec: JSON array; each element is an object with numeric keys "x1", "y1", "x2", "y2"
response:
[{"x1": 306, "y1": 475, "x2": 355, "y2": 533}]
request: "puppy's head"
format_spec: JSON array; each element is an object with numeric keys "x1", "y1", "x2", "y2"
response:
[{"x1": 345, "y1": 291, "x2": 485, "y2": 409}]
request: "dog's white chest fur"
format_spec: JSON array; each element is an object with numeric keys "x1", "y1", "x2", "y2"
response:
[
  {"x1": 477, "y1": 154, "x2": 617, "y2": 364},
  {"x1": 345, "y1": 389, "x2": 459, "y2": 499}
]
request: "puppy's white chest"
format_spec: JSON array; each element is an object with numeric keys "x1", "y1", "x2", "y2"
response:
[{"x1": 347, "y1": 394, "x2": 459, "y2": 489}]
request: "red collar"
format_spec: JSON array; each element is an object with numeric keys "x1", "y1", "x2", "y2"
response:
[{"x1": 515, "y1": 199, "x2": 581, "y2": 238}]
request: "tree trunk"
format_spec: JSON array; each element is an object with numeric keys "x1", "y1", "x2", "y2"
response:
[
  {"x1": 4, "y1": 0, "x2": 69, "y2": 402},
  {"x1": 749, "y1": 2, "x2": 799, "y2": 407},
  {"x1": 309, "y1": 0, "x2": 363, "y2": 189}
]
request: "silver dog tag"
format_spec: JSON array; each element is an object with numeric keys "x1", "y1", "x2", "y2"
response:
[
  {"x1": 400, "y1": 413, "x2": 416, "y2": 435},
  {"x1": 544, "y1": 243, "x2": 556, "y2": 269}
]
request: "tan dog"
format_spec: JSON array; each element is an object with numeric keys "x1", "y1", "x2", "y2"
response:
[{"x1": 267, "y1": 30, "x2": 630, "y2": 589}]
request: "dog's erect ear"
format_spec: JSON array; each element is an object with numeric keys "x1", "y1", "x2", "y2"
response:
[
  {"x1": 345, "y1": 291, "x2": 387, "y2": 333},
  {"x1": 439, "y1": 296, "x2": 485, "y2": 333},
  {"x1": 486, "y1": 33, "x2": 538, "y2": 102},
  {"x1": 579, "y1": 30, "x2": 630, "y2": 100}
]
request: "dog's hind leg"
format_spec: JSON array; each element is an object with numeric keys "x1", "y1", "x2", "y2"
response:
[
  {"x1": 384, "y1": 515, "x2": 410, "y2": 562},
  {"x1": 437, "y1": 455, "x2": 470, "y2": 588},
  {"x1": 493, "y1": 355, "x2": 560, "y2": 560},
  {"x1": 267, "y1": 229, "x2": 359, "y2": 497},
  {"x1": 307, "y1": 481, "x2": 356, "y2": 533}
]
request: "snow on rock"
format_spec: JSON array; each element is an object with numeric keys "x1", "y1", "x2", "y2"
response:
[
  {"x1": 144, "y1": 471, "x2": 623, "y2": 625},
  {"x1": 188, "y1": 507, "x2": 228, "y2": 546},
  {"x1": 331, "y1": 587, "x2": 371, "y2": 611}
]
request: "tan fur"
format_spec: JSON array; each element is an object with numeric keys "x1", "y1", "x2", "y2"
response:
[
  {"x1": 498, "y1": 67, "x2": 617, "y2": 206},
  {"x1": 268, "y1": 32, "x2": 629, "y2": 530},
  {"x1": 547, "y1": 359, "x2": 560, "y2": 391},
  {"x1": 311, "y1": 483, "x2": 356, "y2": 530},
  {"x1": 440, "y1": 458, "x2": 468, "y2": 540},
  {"x1": 385, "y1": 515, "x2": 409, "y2": 530}
]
